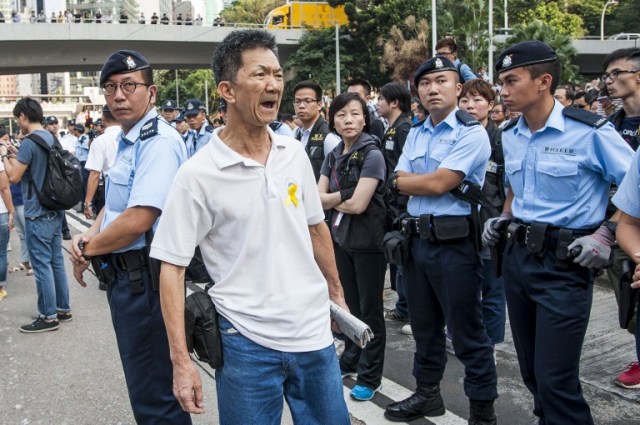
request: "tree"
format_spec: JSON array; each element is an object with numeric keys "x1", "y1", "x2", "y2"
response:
[
  {"x1": 521, "y1": 2, "x2": 585, "y2": 37},
  {"x1": 221, "y1": 0, "x2": 284, "y2": 25},
  {"x1": 283, "y1": 27, "x2": 354, "y2": 111},
  {"x1": 154, "y1": 69, "x2": 216, "y2": 108},
  {"x1": 567, "y1": 0, "x2": 608, "y2": 37},
  {"x1": 503, "y1": 20, "x2": 579, "y2": 84},
  {"x1": 607, "y1": 0, "x2": 640, "y2": 35},
  {"x1": 378, "y1": 16, "x2": 429, "y2": 84}
]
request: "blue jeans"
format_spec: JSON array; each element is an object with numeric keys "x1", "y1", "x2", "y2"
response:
[
  {"x1": 0, "y1": 213, "x2": 8, "y2": 284},
  {"x1": 216, "y1": 316, "x2": 350, "y2": 425},
  {"x1": 25, "y1": 211, "x2": 70, "y2": 319},
  {"x1": 13, "y1": 205, "x2": 30, "y2": 264},
  {"x1": 482, "y1": 259, "x2": 506, "y2": 344},
  {"x1": 395, "y1": 265, "x2": 409, "y2": 318}
]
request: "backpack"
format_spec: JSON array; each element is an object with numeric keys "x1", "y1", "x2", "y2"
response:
[{"x1": 27, "y1": 132, "x2": 84, "y2": 211}]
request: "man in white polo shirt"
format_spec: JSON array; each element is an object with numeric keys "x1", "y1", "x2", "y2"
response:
[
  {"x1": 83, "y1": 104, "x2": 120, "y2": 219},
  {"x1": 150, "y1": 30, "x2": 350, "y2": 424}
]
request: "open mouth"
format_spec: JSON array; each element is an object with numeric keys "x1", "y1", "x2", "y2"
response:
[{"x1": 261, "y1": 101, "x2": 277, "y2": 109}]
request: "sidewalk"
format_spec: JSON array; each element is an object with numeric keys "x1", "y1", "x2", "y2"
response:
[{"x1": 0, "y1": 230, "x2": 295, "y2": 424}]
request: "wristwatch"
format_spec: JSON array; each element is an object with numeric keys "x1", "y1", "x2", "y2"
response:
[{"x1": 602, "y1": 220, "x2": 617, "y2": 235}]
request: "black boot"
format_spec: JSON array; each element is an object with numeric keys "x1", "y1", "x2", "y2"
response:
[
  {"x1": 384, "y1": 383, "x2": 445, "y2": 422},
  {"x1": 468, "y1": 399, "x2": 497, "y2": 425}
]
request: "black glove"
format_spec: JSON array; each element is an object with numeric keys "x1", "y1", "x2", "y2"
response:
[{"x1": 386, "y1": 172, "x2": 399, "y2": 194}]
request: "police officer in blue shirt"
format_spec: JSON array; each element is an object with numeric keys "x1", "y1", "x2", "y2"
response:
[
  {"x1": 183, "y1": 98, "x2": 213, "y2": 158},
  {"x1": 484, "y1": 41, "x2": 634, "y2": 425},
  {"x1": 384, "y1": 56, "x2": 498, "y2": 424},
  {"x1": 69, "y1": 50, "x2": 191, "y2": 424},
  {"x1": 161, "y1": 98, "x2": 178, "y2": 123}
]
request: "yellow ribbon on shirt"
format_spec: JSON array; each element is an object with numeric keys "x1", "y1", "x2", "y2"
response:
[{"x1": 286, "y1": 184, "x2": 300, "y2": 207}]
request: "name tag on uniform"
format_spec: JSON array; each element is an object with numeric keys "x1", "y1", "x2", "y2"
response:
[
  {"x1": 385, "y1": 140, "x2": 395, "y2": 150},
  {"x1": 543, "y1": 147, "x2": 576, "y2": 155},
  {"x1": 486, "y1": 160, "x2": 498, "y2": 174}
]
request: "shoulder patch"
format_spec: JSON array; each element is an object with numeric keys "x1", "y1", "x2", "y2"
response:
[
  {"x1": 205, "y1": 125, "x2": 214, "y2": 133},
  {"x1": 562, "y1": 107, "x2": 608, "y2": 128},
  {"x1": 455, "y1": 110, "x2": 481, "y2": 126},
  {"x1": 412, "y1": 118, "x2": 426, "y2": 128},
  {"x1": 501, "y1": 117, "x2": 519, "y2": 132},
  {"x1": 139, "y1": 117, "x2": 158, "y2": 140}
]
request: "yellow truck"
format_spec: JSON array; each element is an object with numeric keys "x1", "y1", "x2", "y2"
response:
[{"x1": 264, "y1": 1, "x2": 349, "y2": 29}]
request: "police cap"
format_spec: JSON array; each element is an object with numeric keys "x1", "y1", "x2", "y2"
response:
[
  {"x1": 74, "y1": 123, "x2": 85, "y2": 132},
  {"x1": 162, "y1": 99, "x2": 177, "y2": 111},
  {"x1": 172, "y1": 112, "x2": 186, "y2": 123},
  {"x1": 495, "y1": 41, "x2": 556, "y2": 74},
  {"x1": 67, "y1": 119, "x2": 76, "y2": 127},
  {"x1": 94, "y1": 118, "x2": 104, "y2": 127},
  {"x1": 414, "y1": 56, "x2": 458, "y2": 87},
  {"x1": 184, "y1": 99, "x2": 206, "y2": 116},
  {"x1": 44, "y1": 116, "x2": 58, "y2": 125},
  {"x1": 100, "y1": 50, "x2": 151, "y2": 87}
]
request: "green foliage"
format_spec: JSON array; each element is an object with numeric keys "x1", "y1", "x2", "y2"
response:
[
  {"x1": 437, "y1": 0, "x2": 491, "y2": 71},
  {"x1": 503, "y1": 20, "x2": 579, "y2": 84},
  {"x1": 326, "y1": 0, "x2": 431, "y2": 88},
  {"x1": 607, "y1": 0, "x2": 640, "y2": 35},
  {"x1": 154, "y1": 69, "x2": 216, "y2": 108},
  {"x1": 221, "y1": 0, "x2": 284, "y2": 25},
  {"x1": 567, "y1": 0, "x2": 607, "y2": 37},
  {"x1": 521, "y1": 2, "x2": 585, "y2": 37},
  {"x1": 283, "y1": 27, "x2": 354, "y2": 111}
]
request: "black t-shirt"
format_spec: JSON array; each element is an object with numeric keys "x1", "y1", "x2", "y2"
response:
[{"x1": 619, "y1": 115, "x2": 640, "y2": 150}]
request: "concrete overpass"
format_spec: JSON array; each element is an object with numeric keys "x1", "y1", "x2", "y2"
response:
[
  {"x1": 0, "y1": 23, "x2": 637, "y2": 77},
  {"x1": 572, "y1": 38, "x2": 639, "y2": 75},
  {"x1": 0, "y1": 23, "x2": 304, "y2": 75}
]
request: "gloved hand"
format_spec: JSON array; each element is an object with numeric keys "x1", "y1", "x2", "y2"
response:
[
  {"x1": 482, "y1": 212, "x2": 512, "y2": 247},
  {"x1": 386, "y1": 172, "x2": 398, "y2": 194},
  {"x1": 568, "y1": 225, "x2": 615, "y2": 269}
]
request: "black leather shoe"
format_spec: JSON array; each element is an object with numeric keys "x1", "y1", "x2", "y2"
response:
[
  {"x1": 384, "y1": 384, "x2": 445, "y2": 422},
  {"x1": 62, "y1": 230, "x2": 71, "y2": 240},
  {"x1": 468, "y1": 399, "x2": 497, "y2": 425}
]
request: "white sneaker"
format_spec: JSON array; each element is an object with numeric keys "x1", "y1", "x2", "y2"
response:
[{"x1": 401, "y1": 324, "x2": 413, "y2": 335}]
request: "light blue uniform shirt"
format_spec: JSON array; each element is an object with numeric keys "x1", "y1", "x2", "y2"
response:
[
  {"x1": 75, "y1": 134, "x2": 90, "y2": 162},
  {"x1": 396, "y1": 108, "x2": 491, "y2": 217},
  {"x1": 613, "y1": 148, "x2": 640, "y2": 218},
  {"x1": 101, "y1": 108, "x2": 187, "y2": 253},
  {"x1": 454, "y1": 58, "x2": 477, "y2": 82},
  {"x1": 503, "y1": 101, "x2": 633, "y2": 229},
  {"x1": 185, "y1": 124, "x2": 213, "y2": 158}
]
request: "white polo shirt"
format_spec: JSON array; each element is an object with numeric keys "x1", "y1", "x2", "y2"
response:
[
  {"x1": 84, "y1": 125, "x2": 120, "y2": 174},
  {"x1": 150, "y1": 127, "x2": 333, "y2": 352}
]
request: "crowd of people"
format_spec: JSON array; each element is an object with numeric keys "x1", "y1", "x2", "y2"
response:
[
  {"x1": 0, "y1": 9, "x2": 217, "y2": 26},
  {"x1": 1, "y1": 28, "x2": 639, "y2": 425}
]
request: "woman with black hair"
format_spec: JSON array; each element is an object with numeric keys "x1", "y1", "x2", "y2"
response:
[{"x1": 318, "y1": 92, "x2": 387, "y2": 401}]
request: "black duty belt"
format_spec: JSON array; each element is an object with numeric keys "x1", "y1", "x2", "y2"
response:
[
  {"x1": 506, "y1": 220, "x2": 595, "y2": 263},
  {"x1": 98, "y1": 248, "x2": 149, "y2": 293},
  {"x1": 401, "y1": 214, "x2": 471, "y2": 243}
]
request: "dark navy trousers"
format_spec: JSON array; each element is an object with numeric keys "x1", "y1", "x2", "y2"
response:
[
  {"x1": 106, "y1": 263, "x2": 192, "y2": 424},
  {"x1": 404, "y1": 236, "x2": 497, "y2": 401},
  {"x1": 503, "y1": 239, "x2": 595, "y2": 425}
]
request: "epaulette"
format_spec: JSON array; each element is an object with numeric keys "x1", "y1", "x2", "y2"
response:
[
  {"x1": 268, "y1": 121, "x2": 282, "y2": 131},
  {"x1": 205, "y1": 125, "x2": 214, "y2": 133},
  {"x1": 562, "y1": 107, "x2": 608, "y2": 128},
  {"x1": 455, "y1": 110, "x2": 481, "y2": 126},
  {"x1": 139, "y1": 117, "x2": 159, "y2": 140},
  {"x1": 412, "y1": 118, "x2": 426, "y2": 128},
  {"x1": 501, "y1": 117, "x2": 519, "y2": 131}
]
